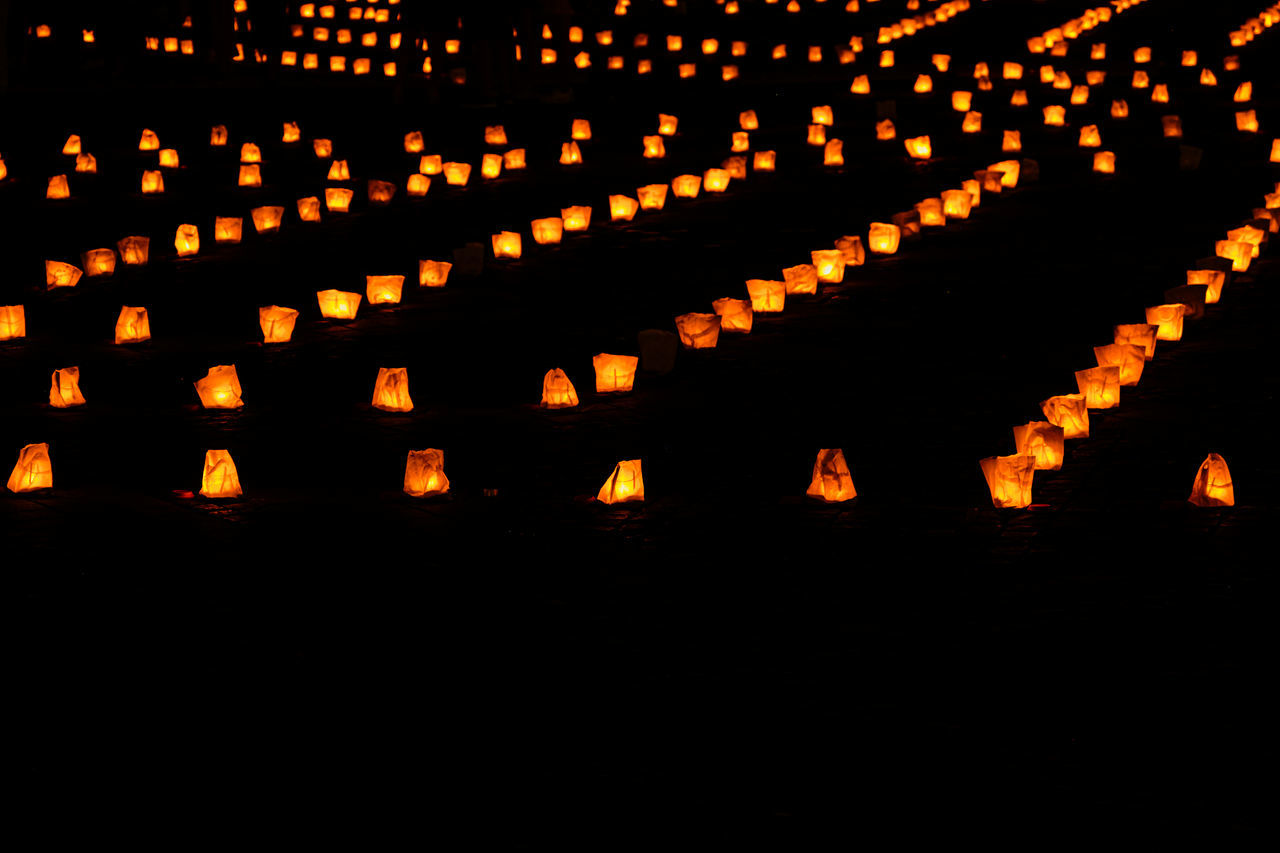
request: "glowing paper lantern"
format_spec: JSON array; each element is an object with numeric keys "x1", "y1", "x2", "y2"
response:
[
  {"x1": 672, "y1": 175, "x2": 701, "y2": 198},
  {"x1": 1012, "y1": 422, "x2": 1064, "y2": 471},
  {"x1": 140, "y1": 170, "x2": 164, "y2": 194},
  {"x1": 1214, "y1": 240, "x2": 1251, "y2": 272},
  {"x1": 75, "y1": 153, "x2": 97, "y2": 173},
  {"x1": 404, "y1": 449, "x2": 449, "y2": 496},
  {"x1": 366, "y1": 275, "x2": 405, "y2": 305},
  {"x1": 1075, "y1": 366, "x2": 1121, "y2": 409},
  {"x1": 114, "y1": 306, "x2": 151, "y2": 344},
  {"x1": 372, "y1": 367, "x2": 413, "y2": 412},
  {"x1": 740, "y1": 110, "x2": 759, "y2": 130},
  {"x1": 238, "y1": 164, "x2": 262, "y2": 187},
  {"x1": 593, "y1": 353, "x2": 638, "y2": 392},
  {"x1": 1078, "y1": 125, "x2": 1101, "y2": 147},
  {"x1": 903, "y1": 136, "x2": 930, "y2": 159},
  {"x1": 194, "y1": 365, "x2": 245, "y2": 409},
  {"x1": 531, "y1": 217, "x2": 564, "y2": 245},
  {"x1": 805, "y1": 449, "x2": 856, "y2": 502},
  {"x1": 158, "y1": 149, "x2": 179, "y2": 168},
  {"x1": 868, "y1": 223, "x2": 900, "y2": 254},
  {"x1": 215, "y1": 217, "x2": 243, "y2": 244},
  {"x1": 597, "y1": 460, "x2": 644, "y2": 504},
  {"x1": 174, "y1": 224, "x2": 200, "y2": 256},
  {"x1": 325, "y1": 188, "x2": 354, "y2": 211},
  {"x1": 1093, "y1": 151, "x2": 1115, "y2": 173},
  {"x1": 1187, "y1": 269, "x2": 1226, "y2": 304},
  {"x1": 200, "y1": 450, "x2": 242, "y2": 498},
  {"x1": 1040, "y1": 394, "x2": 1089, "y2": 439},
  {"x1": 49, "y1": 367, "x2": 86, "y2": 408},
  {"x1": 753, "y1": 150, "x2": 777, "y2": 171},
  {"x1": 952, "y1": 91, "x2": 972, "y2": 111},
  {"x1": 45, "y1": 261, "x2": 82, "y2": 289},
  {"x1": 782, "y1": 264, "x2": 818, "y2": 295},
  {"x1": 811, "y1": 250, "x2": 846, "y2": 283},
  {"x1": 0, "y1": 305, "x2": 26, "y2": 340},
  {"x1": 941, "y1": 190, "x2": 972, "y2": 219},
  {"x1": 807, "y1": 125, "x2": 827, "y2": 146},
  {"x1": 492, "y1": 231, "x2": 523, "y2": 259},
  {"x1": 211, "y1": 125, "x2": 228, "y2": 146},
  {"x1": 673, "y1": 313, "x2": 721, "y2": 349},
  {"x1": 711, "y1": 298, "x2": 753, "y2": 333},
  {"x1": 1094, "y1": 343, "x2": 1146, "y2": 387},
  {"x1": 637, "y1": 184, "x2": 668, "y2": 210},
  {"x1": 443, "y1": 162, "x2": 471, "y2": 185},
  {"x1": 1003, "y1": 130, "x2": 1022, "y2": 152},
  {"x1": 745, "y1": 279, "x2": 785, "y2": 313},
  {"x1": 835, "y1": 236, "x2": 866, "y2": 265},
  {"x1": 979, "y1": 455, "x2": 1036, "y2": 508},
  {"x1": 559, "y1": 141, "x2": 583, "y2": 165},
  {"x1": 561, "y1": 206, "x2": 592, "y2": 231},
  {"x1": 368, "y1": 180, "x2": 396, "y2": 204},
  {"x1": 610, "y1": 195, "x2": 639, "y2": 222},
  {"x1": 81, "y1": 249, "x2": 116, "y2": 278},
  {"x1": 419, "y1": 260, "x2": 452, "y2": 287},
  {"x1": 540, "y1": 369, "x2": 579, "y2": 409},
  {"x1": 316, "y1": 289, "x2": 361, "y2": 319},
  {"x1": 850, "y1": 75, "x2": 870, "y2": 94},
  {"x1": 259, "y1": 305, "x2": 299, "y2": 343},
  {"x1": 138, "y1": 129, "x2": 160, "y2": 151},
  {"x1": 1043, "y1": 106, "x2": 1066, "y2": 126},
  {"x1": 1188, "y1": 454, "x2": 1234, "y2": 507},
  {"x1": 961, "y1": 111, "x2": 982, "y2": 133},
  {"x1": 658, "y1": 114, "x2": 678, "y2": 136},
  {"x1": 297, "y1": 196, "x2": 322, "y2": 221},
  {"x1": 915, "y1": 199, "x2": 945, "y2": 227},
  {"x1": 1145, "y1": 304, "x2": 1185, "y2": 341},
  {"x1": 7, "y1": 443, "x2": 52, "y2": 493}
]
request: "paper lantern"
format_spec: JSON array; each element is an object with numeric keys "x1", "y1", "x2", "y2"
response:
[
  {"x1": 0, "y1": 305, "x2": 26, "y2": 340},
  {"x1": 561, "y1": 206, "x2": 592, "y2": 232},
  {"x1": 811, "y1": 105, "x2": 834, "y2": 126},
  {"x1": 1236, "y1": 110, "x2": 1258, "y2": 133},
  {"x1": 672, "y1": 175, "x2": 701, "y2": 198},
  {"x1": 1043, "y1": 106, "x2": 1066, "y2": 126},
  {"x1": 215, "y1": 217, "x2": 243, "y2": 244},
  {"x1": 782, "y1": 264, "x2": 818, "y2": 295},
  {"x1": 1187, "y1": 269, "x2": 1226, "y2": 304},
  {"x1": 658, "y1": 114, "x2": 679, "y2": 136},
  {"x1": 880, "y1": 50, "x2": 893, "y2": 68},
  {"x1": 200, "y1": 450, "x2": 242, "y2": 498},
  {"x1": 1091, "y1": 43, "x2": 1105, "y2": 60},
  {"x1": 297, "y1": 196, "x2": 321, "y2": 221},
  {"x1": 492, "y1": 231, "x2": 523, "y2": 259},
  {"x1": 316, "y1": 289, "x2": 361, "y2": 319},
  {"x1": 753, "y1": 150, "x2": 777, "y2": 171},
  {"x1": 1161, "y1": 115, "x2": 1183, "y2": 138},
  {"x1": 979, "y1": 454, "x2": 1035, "y2": 508},
  {"x1": 868, "y1": 223, "x2": 900, "y2": 254},
  {"x1": 806, "y1": 449, "x2": 856, "y2": 502},
  {"x1": 1226, "y1": 226, "x2": 1264, "y2": 259},
  {"x1": 325, "y1": 187, "x2": 354, "y2": 211},
  {"x1": 810, "y1": 250, "x2": 846, "y2": 283},
  {"x1": 406, "y1": 174, "x2": 430, "y2": 197},
  {"x1": 413, "y1": 156, "x2": 441, "y2": 177},
  {"x1": 609, "y1": 195, "x2": 640, "y2": 222},
  {"x1": 156, "y1": 148, "x2": 179, "y2": 168},
  {"x1": 1270, "y1": 139, "x2": 1280, "y2": 163},
  {"x1": 1092, "y1": 151, "x2": 1116, "y2": 174},
  {"x1": 531, "y1": 217, "x2": 564, "y2": 245},
  {"x1": 372, "y1": 367, "x2": 413, "y2": 412},
  {"x1": 1002, "y1": 130, "x2": 1022, "y2": 153},
  {"x1": 1094, "y1": 343, "x2": 1146, "y2": 387},
  {"x1": 1040, "y1": 394, "x2": 1089, "y2": 439},
  {"x1": 138, "y1": 129, "x2": 160, "y2": 151},
  {"x1": 745, "y1": 279, "x2": 785, "y2": 313},
  {"x1": 634, "y1": 184, "x2": 668, "y2": 212},
  {"x1": 711, "y1": 298, "x2": 753, "y2": 333},
  {"x1": 903, "y1": 136, "x2": 930, "y2": 159},
  {"x1": 138, "y1": 170, "x2": 164, "y2": 194},
  {"x1": 914, "y1": 74, "x2": 933, "y2": 94},
  {"x1": 701, "y1": 169, "x2": 729, "y2": 193},
  {"x1": 404, "y1": 449, "x2": 449, "y2": 496},
  {"x1": 963, "y1": 179, "x2": 983, "y2": 208},
  {"x1": 1224, "y1": 54, "x2": 1241, "y2": 70},
  {"x1": 7, "y1": 443, "x2": 52, "y2": 493},
  {"x1": 1040, "y1": 65, "x2": 1056, "y2": 85},
  {"x1": 49, "y1": 367, "x2": 85, "y2": 408},
  {"x1": 44, "y1": 261, "x2": 81, "y2": 290},
  {"x1": 239, "y1": 143, "x2": 262, "y2": 164},
  {"x1": 1145, "y1": 304, "x2": 1185, "y2": 341},
  {"x1": 366, "y1": 275, "x2": 405, "y2": 305},
  {"x1": 850, "y1": 75, "x2": 870, "y2": 94},
  {"x1": 807, "y1": 124, "x2": 827, "y2": 146},
  {"x1": 559, "y1": 141, "x2": 583, "y2": 166},
  {"x1": 933, "y1": 54, "x2": 951, "y2": 72},
  {"x1": 835, "y1": 236, "x2": 866, "y2": 266},
  {"x1": 961, "y1": 111, "x2": 982, "y2": 134},
  {"x1": 418, "y1": 260, "x2": 452, "y2": 288},
  {"x1": 593, "y1": 353, "x2": 638, "y2": 392},
  {"x1": 172, "y1": 224, "x2": 199, "y2": 256},
  {"x1": 1003, "y1": 62, "x2": 1023, "y2": 80},
  {"x1": 892, "y1": 211, "x2": 921, "y2": 239},
  {"x1": 598, "y1": 460, "x2": 644, "y2": 504},
  {"x1": 915, "y1": 199, "x2": 946, "y2": 227},
  {"x1": 1113, "y1": 323, "x2": 1158, "y2": 361},
  {"x1": 951, "y1": 91, "x2": 972, "y2": 112},
  {"x1": 237, "y1": 164, "x2": 262, "y2": 187},
  {"x1": 1078, "y1": 125, "x2": 1101, "y2": 147},
  {"x1": 1054, "y1": 71, "x2": 1072, "y2": 90},
  {"x1": 114, "y1": 306, "x2": 150, "y2": 344},
  {"x1": 367, "y1": 180, "x2": 396, "y2": 204},
  {"x1": 79, "y1": 249, "x2": 115, "y2": 278},
  {"x1": 870, "y1": 119, "x2": 894, "y2": 142},
  {"x1": 1013, "y1": 422, "x2": 1064, "y2": 471},
  {"x1": 75, "y1": 153, "x2": 97, "y2": 173},
  {"x1": 1010, "y1": 89, "x2": 1029, "y2": 107},
  {"x1": 731, "y1": 132, "x2": 750, "y2": 153},
  {"x1": 1151, "y1": 84, "x2": 1169, "y2": 104},
  {"x1": 259, "y1": 305, "x2": 299, "y2": 343},
  {"x1": 1075, "y1": 365, "x2": 1121, "y2": 409},
  {"x1": 740, "y1": 110, "x2": 759, "y2": 130},
  {"x1": 637, "y1": 59, "x2": 652, "y2": 74},
  {"x1": 443, "y1": 162, "x2": 471, "y2": 186},
  {"x1": 194, "y1": 365, "x2": 244, "y2": 409},
  {"x1": 211, "y1": 125, "x2": 228, "y2": 146},
  {"x1": 674, "y1": 313, "x2": 721, "y2": 349},
  {"x1": 1214, "y1": 240, "x2": 1251, "y2": 272},
  {"x1": 988, "y1": 160, "x2": 1021, "y2": 188},
  {"x1": 1085, "y1": 71, "x2": 1106, "y2": 86},
  {"x1": 1235, "y1": 82, "x2": 1253, "y2": 103},
  {"x1": 540, "y1": 369, "x2": 579, "y2": 408},
  {"x1": 1188, "y1": 453, "x2": 1234, "y2": 507},
  {"x1": 771, "y1": 44, "x2": 786, "y2": 61}
]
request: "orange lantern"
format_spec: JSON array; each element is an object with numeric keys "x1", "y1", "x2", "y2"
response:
[
  {"x1": 598, "y1": 460, "x2": 644, "y2": 504},
  {"x1": 731, "y1": 131, "x2": 750, "y2": 153},
  {"x1": 372, "y1": 367, "x2": 413, "y2": 412},
  {"x1": 637, "y1": 184, "x2": 668, "y2": 210},
  {"x1": 140, "y1": 170, "x2": 164, "y2": 194},
  {"x1": 75, "y1": 153, "x2": 97, "y2": 173},
  {"x1": 1161, "y1": 115, "x2": 1183, "y2": 138},
  {"x1": 988, "y1": 160, "x2": 1021, "y2": 188},
  {"x1": 1214, "y1": 240, "x2": 1251, "y2": 272},
  {"x1": 1187, "y1": 269, "x2": 1225, "y2": 304},
  {"x1": 570, "y1": 119, "x2": 592, "y2": 141},
  {"x1": 1053, "y1": 71, "x2": 1072, "y2": 90},
  {"x1": 979, "y1": 454, "x2": 1036, "y2": 508},
  {"x1": 868, "y1": 223, "x2": 900, "y2": 254},
  {"x1": 492, "y1": 231, "x2": 523, "y2": 259},
  {"x1": 250, "y1": 206, "x2": 284, "y2": 233},
  {"x1": 1145, "y1": 304, "x2": 1185, "y2": 341},
  {"x1": 870, "y1": 119, "x2": 894, "y2": 141},
  {"x1": 194, "y1": 365, "x2": 244, "y2": 409},
  {"x1": 561, "y1": 206, "x2": 592, "y2": 231},
  {"x1": 850, "y1": 75, "x2": 870, "y2": 94},
  {"x1": 45, "y1": 261, "x2": 82, "y2": 289},
  {"x1": 1270, "y1": 139, "x2": 1280, "y2": 163},
  {"x1": 1226, "y1": 225, "x2": 1264, "y2": 258},
  {"x1": 174, "y1": 224, "x2": 200, "y2": 256},
  {"x1": 674, "y1": 313, "x2": 721, "y2": 349},
  {"x1": 610, "y1": 195, "x2": 640, "y2": 222},
  {"x1": 312, "y1": 139, "x2": 333, "y2": 158},
  {"x1": 326, "y1": 187, "x2": 354, "y2": 211},
  {"x1": 711, "y1": 298, "x2": 753, "y2": 333},
  {"x1": 658, "y1": 114, "x2": 679, "y2": 136},
  {"x1": 1134, "y1": 46, "x2": 1151, "y2": 63},
  {"x1": 1010, "y1": 90, "x2": 1029, "y2": 107},
  {"x1": 1094, "y1": 343, "x2": 1146, "y2": 387},
  {"x1": 961, "y1": 111, "x2": 982, "y2": 133},
  {"x1": 158, "y1": 148, "x2": 179, "y2": 168},
  {"x1": 914, "y1": 74, "x2": 934, "y2": 94},
  {"x1": 1002, "y1": 130, "x2": 1022, "y2": 152},
  {"x1": 481, "y1": 125, "x2": 507, "y2": 147},
  {"x1": 1093, "y1": 151, "x2": 1115, "y2": 173},
  {"x1": 540, "y1": 369, "x2": 579, "y2": 409},
  {"x1": 7, "y1": 443, "x2": 52, "y2": 493},
  {"x1": 0, "y1": 305, "x2": 26, "y2": 341},
  {"x1": 316, "y1": 289, "x2": 361, "y2": 319},
  {"x1": 81, "y1": 249, "x2": 116, "y2": 278},
  {"x1": 419, "y1": 260, "x2": 452, "y2": 288},
  {"x1": 367, "y1": 180, "x2": 396, "y2": 204},
  {"x1": 114, "y1": 306, "x2": 151, "y2": 344},
  {"x1": 903, "y1": 135, "x2": 930, "y2": 159},
  {"x1": 642, "y1": 135, "x2": 666, "y2": 159},
  {"x1": 1091, "y1": 43, "x2": 1106, "y2": 60},
  {"x1": 835, "y1": 235, "x2": 866, "y2": 266},
  {"x1": 443, "y1": 162, "x2": 471, "y2": 186},
  {"x1": 1234, "y1": 82, "x2": 1253, "y2": 103},
  {"x1": 49, "y1": 367, "x2": 86, "y2": 408},
  {"x1": 1040, "y1": 394, "x2": 1089, "y2": 438},
  {"x1": 745, "y1": 279, "x2": 785, "y2": 313},
  {"x1": 531, "y1": 217, "x2": 565, "y2": 244},
  {"x1": 1003, "y1": 62, "x2": 1023, "y2": 80},
  {"x1": 951, "y1": 90, "x2": 972, "y2": 111},
  {"x1": 200, "y1": 450, "x2": 242, "y2": 498},
  {"x1": 1132, "y1": 70, "x2": 1149, "y2": 88},
  {"x1": 740, "y1": 110, "x2": 759, "y2": 130},
  {"x1": 593, "y1": 353, "x2": 638, "y2": 392},
  {"x1": 1043, "y1": 105, "x2": 1066, "y2": 126},
  {"x1": 1013, "y1": 422, "x2": 1064, "y2": 471},
  {"x1": 880, "y1": 50, "x2": 893, "y2": 68},
  {"x1": 211, "y1": 125, "x2": 228, "y2": 146},
  {"x1": 238, "y1": 164, "x2": 262, "y2": 187},
  {"x1": 214, "y1": 217, "x2": 243, "y2": 244},
  {"x1": 940, "y1": 190, "x2": 971, "y2": 220},
  {"x1": 240, "y1": 142, "x2": 262, "y2": 163},
  {"x1": 1075, "y1": 365, "x2": 1121, "y2": 409},
  {"x1": 1078, "y1": 125, "x2": 1101, "y2": 147},
  {"x1": 672, "y1": 174, "x2": 701, "y2": 198},
  {"x1": 1071, "y1": 85, "x2": 1089, "y2": 105},
  {"x1": 407, "y1": 174, "x2": 431, "y2": 196},
  {"x1": 297, "y1": 196, "x2": 322, "y2": 221},
  {"x1": 559, "y1": 141, "x2": 583, "y2": 165},
  {"x1": 138, "y1": 129, "x2": 160, "y2": 151},
  {"x1": 963, "y1": 179, "x2": 983, "y2": 207},
  {"x1": 915, "y1": 199, "x2": 945, "y2": 227},
  {"x1": 811, "y1": 250, "x2": 846, "y2": 282},
  {"x1": 1151, "y1": 84, "x2": 1169, "y2": 103},
  {"x1": 753, "y1": 150, "x2": 777, "y2": 171},
  {"x1": 1236, "y1": 110, "x2": 1259, "y2": 133},
  {"x1": 1188, "y1": 453, "x2": 1234, "y2": 507},
  {"x1": 703, "y1": 168, "x2": 731, "y2": 192},
  {"x1": 259, "y1": 305, "x2": 299, "y2": 343},
  {"x1": 782, "y1": 264, "x2": 818, "y2": 295},
  {"x1": 807, "y1": 124, "x2": 826, "y2": 146},
  {"x1": 811, "y1": 105, "x2": 833, "y2": 126},
  {"x1": 933, "y1": 54, "x2": 951, "y2": 72},
  {"x1": 1114, "y1": 324, "x2": 1158, "y2": 361},
  {"x1": 805, "y1": 449, "x2": 857, "y2": 502},
  {"x1": 283, "y1": 121, "x2": 301, "y2": 143},
  {"x1": 404, "y1": 449, "x2": 450, "y2": 496},
  {"x1": 1086, "y1": 71, "x2": 1106, "y2": 86},
  {"x1": 419, "y1": 154, "x2": 442, "y2": 175},
  {"x1": 366, "y1": 275, "x2": 405, "y2": 305}
]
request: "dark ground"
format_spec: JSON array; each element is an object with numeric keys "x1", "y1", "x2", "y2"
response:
[{"x1": 2, "y1": 0, "x2": 1275, "y2": 838}]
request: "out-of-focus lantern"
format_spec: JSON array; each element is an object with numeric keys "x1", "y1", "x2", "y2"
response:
[
  {"x1": 850, "y1": 75, "x2": 870, "y2": 94},
  {"x1": 45, "y1": 261, "x2": 82, "y2": 289},
  {"x1": 1071, "y1": 85, "x2": 1090, "y2": 105},
  {"x1": 560, "y1": 141, "x2": 583, "y2": 165},
  {"x1": 598, "y1": 460, "x2": 644, "y2": 504},
  {"x1": 963, "y1": 179, "x2": 982, "y2": 207},
  {"x1": 492, "y1": 231, "x2": 522, "y2": 258},
  {"x1": 1187, "y1": 269, "x2": 1226, "y2": 304},
  {"x1": 1091, "y1": 43, "x2": 1106, "y2": 60},
  {"x1": 1161, "y1": 115, "x2": 1182, "y2": 138},
  {"x1": 672, "y1": 174, "x2": 701, "y2": 198},
  {"x1": 531, "y1": 217, "x2": 564, "y2": 244},
  {"x1": 418, "y1": 260, "x2": 452, "y2": 288},
  {"x1": 326, "y1": 187, "x2": 354, "y2": 211},
  {"x1": 1093, "y1": 151, "x2": 1116, "y2": 173},
  {"x1": 404, "y1": 449, "x2": 449, "y2": 497},
  {"x1": 313, "y1": 139, "x2": 333, "y2": 158},
  {"x1": 1003, "y1": 130, "x2": 1022, "y2": 152},
  {"x1": 711, "y1": 298, "x2": 753, "y2": 333},
  {"x1": 1199, "y1": 67, "x2": 1217, "y2": 86},
  {"x1": 1132, "y1": 70, "x2": 1150, "y2": 88},
  {"x1": 138, "y1": 129, "x2": 160, "y2": 151},
  {"x1": 868, "y1": 223, "x2": 900, "y2": 254},
  {"x1": 703, "y1": 168, "x2": 730, "y2": 192},
  {"x1": 952, "y1": 90, "x2": 972, "y2": 111},
  {"x1": 1054, "y1": 71, "x2": 1072, "y2": 90},
  {"x1": 570, "y1": 119, "x2": 592, "y2": 141},
  {"x1": 0, "y1": 305, "x2": 26, "y2": 341},
  {"x1": 782, "y1": 264, "x2": 818, "y2": 295},
  {"x1": 61, "y1": 134, "x2": 82, "y2": 156},
  {"x1": 1234, "y1": 82, "x2": 1253, "y2": 103},
  {"x1": 7, "y1": 443, "x2": 52, "y2": 493},
  {"x1": 642, "y1": 135, "x2": 666, "y2": 159},
  {"x1": 238, "y1": 164, "x2": 262, "y2": 187},
  {"x1": 140, "y1": 170, "x2": 164, "y2": 194},
  {"x1": 316, "y1": 289, "x2": 361, "y2": 319},
  {"x1": 215, "y1": 217, "x2": 243, "y2": 243},
  {"x1": 158, "y1": 148, "x2": 179, "y2": 168},
  {"x1": 240, "y1": 142, "x2": 262, "y2": 163},
  {"x1": 443, "y1": 162, "x2": 471, "y2": 186},
  {"x1": 368, "y1": 180, "x2": 396, "y2": 204},
  {"x1": 1114, "y1": 323, "x2": 1158, "y2": 360},
  {"x1": 807, "y1": 124, "x2": 826, "y2": 146},
  {"x1": 540, "y1": 369, "x2": 579, "y2": 409},
  {"x1": 114, "y1": 306, "x2": 150, "y2": 344},
  {"x1": 1111, "y1": 99, "x2": 1129, "y2": 119},
  {"x1": 81, "y1": 249, "x2": 116, "y2": 278},
  {"x1": 1010, "y1": 89, "x2": 1029, "y2": 107},
  {"x1": 637, "y1": 184, "x2": 668, "y2": 210},
  {"x1": 880, "y1": 50, "x2": 893, "y2": 68},
  {"x1": 1078, "y1": 125, "x2": 1101, "y2": 147},
  {"x1": 259, "y1": 305, "x2": 299, "y2": 342},
  {"x1": 1214, "y1": 240, "x2": 1251, "y2": 272},
  {"x1": 835, "y1": 235, "x2": 866, "y2": 266},
  {"x1": 811, "y1": 250, "x2": 846, "y2": 283},
  {"x1": 174, "y1": 224, "x2": 200, "y2": 256},
  {"x1": 200, "y1": 450, "x2": 242, "y2": 498},
  {"x1": 1188, "y1": 453, "x2": 1234, "y2": 507},
  {"x1": 988, "y1": 160, "x2": 1021, "y2": 188},
  {"x1": 1094, "y1": 343, "x2": 1146, "y2": 386},
  {"x1": 211, "y1": 125, "x2": 228, "y2": 146},
  {"x1": 407, "y1": 175, "x2": 430, "y2": 196},
  {"x1": 561, "y1": 206, "x2": 592, "y2": 231},
  {"x1": 1134, "y1": 46, "x2": 1151, "y2": 63},
  {"x1": 1236, "y1": 110, "x2": 1259, "y2": 133},
  {"x1": 658, "y1": 114, "x2": 678, "y2": 136},
  {"x1": 731, "y1": 131, "x2": 750, "y2": 153},
  {"x1": 297, "y1": 196, "x2": 321, "y2": 221},
  {"x1": 904, "y1": 135, "x2": 930, "y2": 159},
  {"x1": 1043, "y1": 105, "x2": 1066, "y2": 126},
  {"x1": 372, "y1": 367, "x2": 413, "y2": 412},
  {"x1": 746, "y1": 279, "x2": 785, "y2": 313},
  {"x1": 503, "y1": 149, "x2": 526, "y2": 170},
  {"x1": 1040, "y1": 65, "x2": 1056, "y2": 85},
  {"x1": 892, "y1": 211, "x2": 921, "y2": 239},
  {"x1": 609, "y1": 195, "x2": 640, "y2": 221},
  {"x1": 915, "y1": 198, "x2": 945, "y2": 227},
  {"x1": 805, "y1": 449, "x2": 856, "y2": 502},
  {"x1": 1151, "y1": 84, "x2": 1169, "y2": 103},
  {"x1": 195, "y1": 365, "x2": 245, "y2": 409},
  {"x1": 1224, "y1": 55, "x2": 1240, "y2": 71},
  {"x1": 961, "y1": 111, "x2": 982, "y2": 133},
  {"x1": 876, "y1": 120, "x2": 897, "y2": 141},
  {"x1": 1145, "y1": 304, "x2": 1186, "y2": 341},
  {"x1": 979, "y1": 454, "x2": 1036, "y2": 508},
  {"x1": 1013, "y1": 422, "x2": 1064, "y2": 471},
  {"x1": 740, "y1": 110, "x2": 759, "y2": 131},
  {"x1": 812, "y1": 105, "x2": 833, "y2": 126},
  {"x1": 674, "y1": 313, "x2": 721, "y2": 349},
  {"x1": 593, "y1": 353, "x2": 638, "y2": 392},
  {"x1": 1086, "y1": 71, "x2": 1106, "y2": 86},
  {"x1": 283, "y1": 121, "x2": 301, "y2": 143},
  {"x1": 482, "y1": 125, "x2": 507, "y2": 147},
  {"x1": 1040, "y1": 394, "x2": 1089, "y2": 438},
  {"x1": 49, "y1": 367, "x2": 86, "y2": 408},
  {"x1": 753, "y1": 150, "x2": 777, "y2": 171},
  {"x1": 914, "y1": 74, "x2": 933, "y2": 93},
  {"x1": 1226, "y1": 225, "x2": 1264, "y2": 259},
  {"x1": 933, "y1": 54, "x2": 951, "y2": 72},
  {"x1": 75, "y1": 153, "x2": 97, "y2": 173},
  {"x1": 772, "y1": 44, "x2": 786, "y2": 61},
  {"x1": 941, "y1": 190, "x2": 972, "y2": 219},
  {"x1": 366, "y1": 275, "x2": 405, "y2": 305},
  {"x1": 1003, "y1": 62, "x2": 1023, "y2": 80},
  {"x1": 251, "y1": 206, "x2": 284, "y2": 233}
]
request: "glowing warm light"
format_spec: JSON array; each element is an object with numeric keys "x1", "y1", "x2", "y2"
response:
[
  {"x1": 1188, "y1": 454, "x2": 1234, "y2": 507},
  {"x1": 366, "y1": 275, "x2": 405, "y2": 305},
  {"x1": 979, "y1": 455, "x2": 1036, "y2": 508},
  {"x1": 903, "y1": 135, "x2": 930, "y2": 159},
  {"x1": 671, "y1": 174, "x2": 701, "y2": 198},
  {"x1": 7, "y1": 443, "x2": 53, "y2": 493},
  {"x1": 593, "y1": 353, "x2": 638, "y2": 392},
  {"x1": 540, "y1": 369, "x2": 579, "y2": 409},
  {"x1": 45, "y1": 261, "x2": 82, "y2": 289},
  {"x1": 492, "y1": 231, "x2": 523, "y2": 259},
  {"x1": 1012, "y1": 423, "x2": 1064, "y2": 472},
  {"x1": 316, "y1": 289, "x2": 361, "y2": 319},
  {"x1": 609, "y1": 195, "x2": 640, "y2": 221},
  {"x1": 597, "y1": 460, "x2": 644, "y2": 504},
  {"x1": 1145, "y1": 304, "x2": 1186, "y2": 341},
  {"x1": 674, "y1": 313, "x2": 722, "y2": 349},
  {"x1": 1093, "y1": 151, "x2": 1115, "y2": 173},
  {"x1": 745, "y1": 279, "x2": 785, "y2": 313},
  {"x1": 419, "y1": 260, "x2": 452, "y2": 288},
  {"x1": 753, "y1": 150, "x2": 776, "y2": 171},
  {"x1": 174, "y1": 224, "x2": 200, "y2": 256},
  {"x1": 711, "y1": 298, "x2": 753, "y2": 333},
  {"x1": 200, "y1": 450, "x2": 242, "y2": 499},
  {"x1": 117, "y1": 236, "x2": 150, "y2": 266},
  {"x1": 81, "y1": 249, "x2": 116, "y2": 278},
  {"x1": 531, "y1": 217, "x2": 564, "y2": 245},
  {"x1": 195, "y1": 365, "x2": 245, "y2": 409},
  {"x1": 259, "y1": 306, "x2": 299, "y2": 342},
  {"x1": 443, "y1": 162, "x2": 472, "y2": 186},
  {"x1": 637, "y1": 184, "x2": 668, "y2": 209},
  {"x1": 49, "y1": 367, "x2": 86, "y2": 408},
  {"x1": 114, "y1": 306, "x2": 151, "y2": 344}
]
